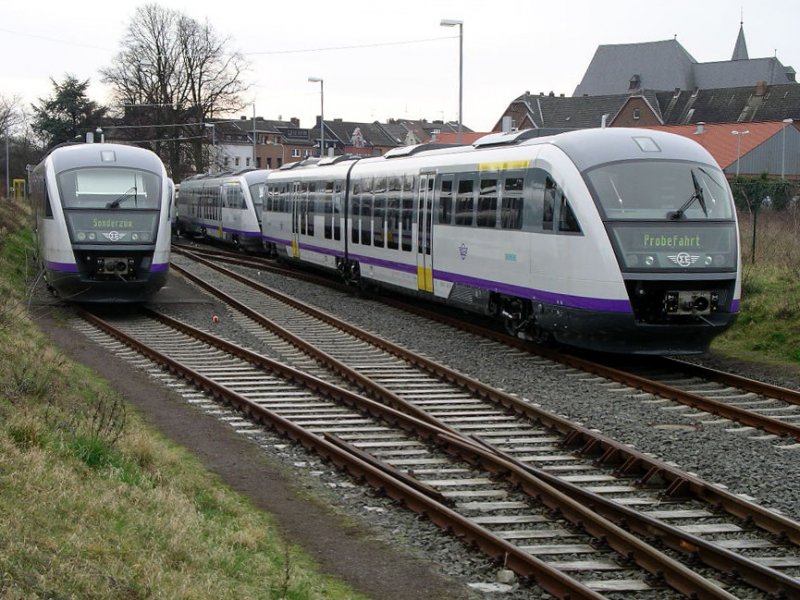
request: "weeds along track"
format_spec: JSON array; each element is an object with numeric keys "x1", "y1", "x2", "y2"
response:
[{"x1": 126, "y1": 250, "x2": 800, "y2": 597}]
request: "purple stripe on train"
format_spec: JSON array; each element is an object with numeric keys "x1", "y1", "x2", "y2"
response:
[
  {"x1": 45, "y1": 261, "x2": 79, "y2": 273},
  {"x1": 150, "y1": 263, "x2": 169, "y2": 273}
]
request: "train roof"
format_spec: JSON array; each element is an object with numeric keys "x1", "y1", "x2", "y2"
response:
[
  {"x1": 540, "y1": 127, "x2": 719, "y2": 172},
  {"x1": 238, "y1": 128, "x2": 721, "y2": 180},
  {"x1": 46, "y1": 143, "x2": 166, "y2": 175}
]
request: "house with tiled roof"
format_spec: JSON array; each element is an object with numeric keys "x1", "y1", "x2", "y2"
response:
[
  {"x1": 496, "y1": 20, "x2": 799, "y2": 133},
  {"x1": 644, "y1": 120, "x2": 800, "y2": 178}
]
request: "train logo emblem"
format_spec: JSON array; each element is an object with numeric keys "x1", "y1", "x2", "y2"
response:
[
  {"x1": 102, "y1": 231, "x2": 127, "y2": 242},
  {"x1": 667, "y1": 252, "x2": 700, "y2": 267},
  {"x1": 459, "y1": 243, "x2": 468, "y2": 260}
]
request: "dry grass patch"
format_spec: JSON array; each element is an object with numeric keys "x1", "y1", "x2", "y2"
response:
[{"x1": 0, "y1": 198, "x2": 367, "y2": 599}]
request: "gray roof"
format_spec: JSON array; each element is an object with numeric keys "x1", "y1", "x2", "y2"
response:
[
  {"x1": 574, "y1": 39, "x2": 697, "y2": 96},
  {"x1": 658, "y1": 83, "x2": 800, "y2": 124},
  {"x1": 574, "y1": 29, "x2": 796, "y2": 97},
  {"x1": 509, "y1": 91, "x2": 663, "y2": 129},
  {"x1": 321, "y1": 120, "x2": 399, "y2": 148},
  {"x1": 732, "y1": 24, "x2": 749, "y2": 61}
]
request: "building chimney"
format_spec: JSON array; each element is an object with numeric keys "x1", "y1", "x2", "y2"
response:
[
  {"x1": 290, "y1": 117, "x2": 299, "y2": 127},
  {"x1": 755, "y1": 81, "x2": 768, "y2": 96},
  {"x1": 502, "y1": 116, "x2": 513, "y2": 133},
  {"x1": 695, "y1": 122, "x2": 705, "y2": 134}
]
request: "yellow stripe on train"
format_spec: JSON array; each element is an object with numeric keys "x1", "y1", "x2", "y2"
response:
[{"x1": 478, "y1": 160, "x2": 530, "y2": 171}]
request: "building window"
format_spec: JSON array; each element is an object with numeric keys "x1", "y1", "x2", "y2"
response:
[
  {"x1": 633, "y1": 108, "x2": 641, "y2": 120},
  {"x1": 246, "y1": 157, "x2": 251, "y2": 167},
  {"x1": 235, "y1": 157, "x2": 240, "y2": 167},
  {"x1": 292, "y1": 148, "x2": 301, "y2": 158}
]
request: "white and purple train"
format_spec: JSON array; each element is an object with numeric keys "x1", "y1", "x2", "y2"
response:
[
  {"x1": 174, "y1": 169, "x2": 267, "y2": 252},
  {"x1": 258, "y1": 128, "x2": 741, "y2": 354},
  {"x1": 29, "y1": 143, "x2": 173, "y2": 302}
]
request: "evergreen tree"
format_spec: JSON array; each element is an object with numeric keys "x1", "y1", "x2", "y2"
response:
[{"x1": 31, "y1": 76, "x2": 108, "y2": 149}]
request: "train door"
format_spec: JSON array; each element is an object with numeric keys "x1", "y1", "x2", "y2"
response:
[
  {"x1": 290, "y1": 181, "x2": 301, "y2": 257},
  {"x1": 416, "y1": 173, "x2": 435, "y2": 292}
]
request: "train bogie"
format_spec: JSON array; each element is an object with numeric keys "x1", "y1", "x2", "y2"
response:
[{"x1": 29, "y1": 143, "x2": 172, "y2": 302}]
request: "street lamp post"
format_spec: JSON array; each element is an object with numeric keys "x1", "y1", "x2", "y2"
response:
[
  {"x1": 731, "y1": 129, "x2": 750, "y2": 177},
  {"x1": 440, "y1": 18, "x2": 463, "y2": 144},
  {"x1": 308, "y1": 77, "x2": 324, "y2": 157},
  {"x1": 781, "y1": 118, "x2": 793, "y2": 179},
  {"x1": 204, "y1": 123, "x2": 216, "y2": 174}
]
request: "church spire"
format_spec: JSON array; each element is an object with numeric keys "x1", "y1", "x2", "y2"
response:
[{"x1": 732, "y1": 19, "x2": 749, "y2": 61}]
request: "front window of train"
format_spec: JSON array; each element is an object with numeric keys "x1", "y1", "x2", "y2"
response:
[
  {"x1": 57, "y1": 167, "x2": 162, "y2": 244},
  {"x1": 586, "y1": 161, "x2": 738, "y2": 272}
]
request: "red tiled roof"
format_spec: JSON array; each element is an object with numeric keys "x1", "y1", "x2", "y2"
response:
[
  {"x1": 641, "y1": 121, "x2": 788, "y2": 170},
  {"x1": 436, "y1": 132, "x2": 491, "y2": 145}
]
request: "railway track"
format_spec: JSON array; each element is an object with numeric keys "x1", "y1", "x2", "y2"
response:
[
  {"x1": 72, "y1": 305, "x2": 793, "y2": 599},
  {"x1": 173, "y1": 243, "x2": 800, "y2": 444},
  {"x1": 140, "y1": 249, "x2": 800, "y2": 597}
]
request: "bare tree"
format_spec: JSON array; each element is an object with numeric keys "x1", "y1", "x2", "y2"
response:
[
  {"x1": 101, "y1": 3, "x2": 248, "y2": 179},
  {"x1": 1, "y1": 94, "x2": 30, "y2": 198}
]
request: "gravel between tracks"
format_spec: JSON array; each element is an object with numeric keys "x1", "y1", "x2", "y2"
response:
[{"x1": 32, "y1": 262, "x2": 800, "y2": 599}]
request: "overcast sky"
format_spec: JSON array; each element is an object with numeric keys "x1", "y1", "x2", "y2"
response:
[{"x1": 2, "y1": 0, "x2": 798, "y2": 132}]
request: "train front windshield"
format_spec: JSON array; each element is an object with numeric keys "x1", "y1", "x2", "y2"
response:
[
  {"x1": 57, "y1": 168, "x2": 161, "y2": 210},
  {"x1": 56, "y1": 167, "x2": 163, "y2": 245},
  {"x1": 586, "y1": 161, "x2": 738, "y2": 273},
  {"x1": 587, "y1": 161, "x2": 734, "y2": 221}
]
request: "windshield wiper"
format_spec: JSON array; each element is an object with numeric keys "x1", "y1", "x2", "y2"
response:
[
  {"x1": 668, "y1": 170, "x2": 708, "y2": 219},
  {"x1": 106, "y1": 186, "x2": 137, "y2": 209}
]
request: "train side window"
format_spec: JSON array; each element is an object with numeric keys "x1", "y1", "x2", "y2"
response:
[
  {"x1": 387, "y1": 177, "x2": 400, "y2": 250},
  {"x1": 323, "y1": 181, "x2": 332, "y2": 239},
  {"x1": 522, "y1": 169, "x2": 546, "y2": 230},
  {"x1": 43, "y1": 180, "x2": 53, "y2": 218},
  {"x1": 373, "y1": 177, "x2": 386, "y2": 247},
  {"x1": 558, "y1": 197, "x2": 581, "y2": 233},
  {"x1": 360, "y1": 179, "x2": 373, "y2": 246},
  {"x1": 455, "y1": 178, "x2": 475, "y2": 226},
  {"x1": 307, "y1": 182, "x2": 316, "y2": 237},
  {"x1": 351, "y1": 182, "x2": 361, "y2": 244},
  {"x1": 401, "y1": 195, "x2": 413, "y2": 252},
  {"x1": 501, "y1": 177, "x2": 524, "y2": 230},
  {"x1": 438, "y1": 178, "x2": 453, "y2": 224},
  {"x1": 543, "y1": 177, "x2": 556, "y2": 231},
  {"x1": 299, "y1": 182, "x2": 308, "y2": 235},
  {"x1": 477, "y1": 178, "x2": 498, "y2": 228},
  {"x1": 333, "y1": 182, "x2": 342, "y2": 241}
]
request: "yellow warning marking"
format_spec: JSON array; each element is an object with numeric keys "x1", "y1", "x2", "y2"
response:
[{"x1": 478, "y1": 160, "x2": 530, "y2": 171}]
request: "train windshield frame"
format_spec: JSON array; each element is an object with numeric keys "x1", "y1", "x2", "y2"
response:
[
  {"x1": 57, "y1": 167, "x2": 162, "y2": 210},
  {"x1": 585, "y1": 160, "x2": 734, "y2": 222}
]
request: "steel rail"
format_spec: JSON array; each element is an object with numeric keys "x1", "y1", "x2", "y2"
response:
[
  {"x1": 73, "y1": 308, "x2": 607, "y2": 599},
  {"x1": 170, "y1": 253, "x2": 800, "y2": 546},
  {"x1": 80, "y1": 307, "x2": 738, "y2": 599},
  {"x1": 662, "y1": 356, "x2": 800, "y2": 405},
  {"x1": 174, "y1": 246, "x2": 800, "y2": 439}
]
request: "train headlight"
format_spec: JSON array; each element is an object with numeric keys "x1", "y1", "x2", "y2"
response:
[
  {"x1": 704, "y1": 256, "x2": 713, "y2": 266},
  {"x1": 77, "y1": 232, "x2": 86, "y2": 241},
  {"x1": 644, "y1": 255, "x2": 656, "y2": 267},
  {"x1": 131, "y1": 233, "x2": 139, "y2": 241},
  {"x1": 626, "y1": 254, "x2": 639, "y2": 267},
  {"x1": 88, "y1": 233, "x2": 96, "y2": 241}
]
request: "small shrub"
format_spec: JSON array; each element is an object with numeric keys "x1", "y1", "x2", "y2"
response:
[{"x1": 7, "y1": 416, "x2": 48, "y2": 451}]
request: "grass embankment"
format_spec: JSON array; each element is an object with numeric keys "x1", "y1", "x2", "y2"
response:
[
  {"x1": 0, "y1": 199, "x2": 365, "y2": 599},
  {"x1": 711, "y1": 208, "x2": 800, "y2": 368}
]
